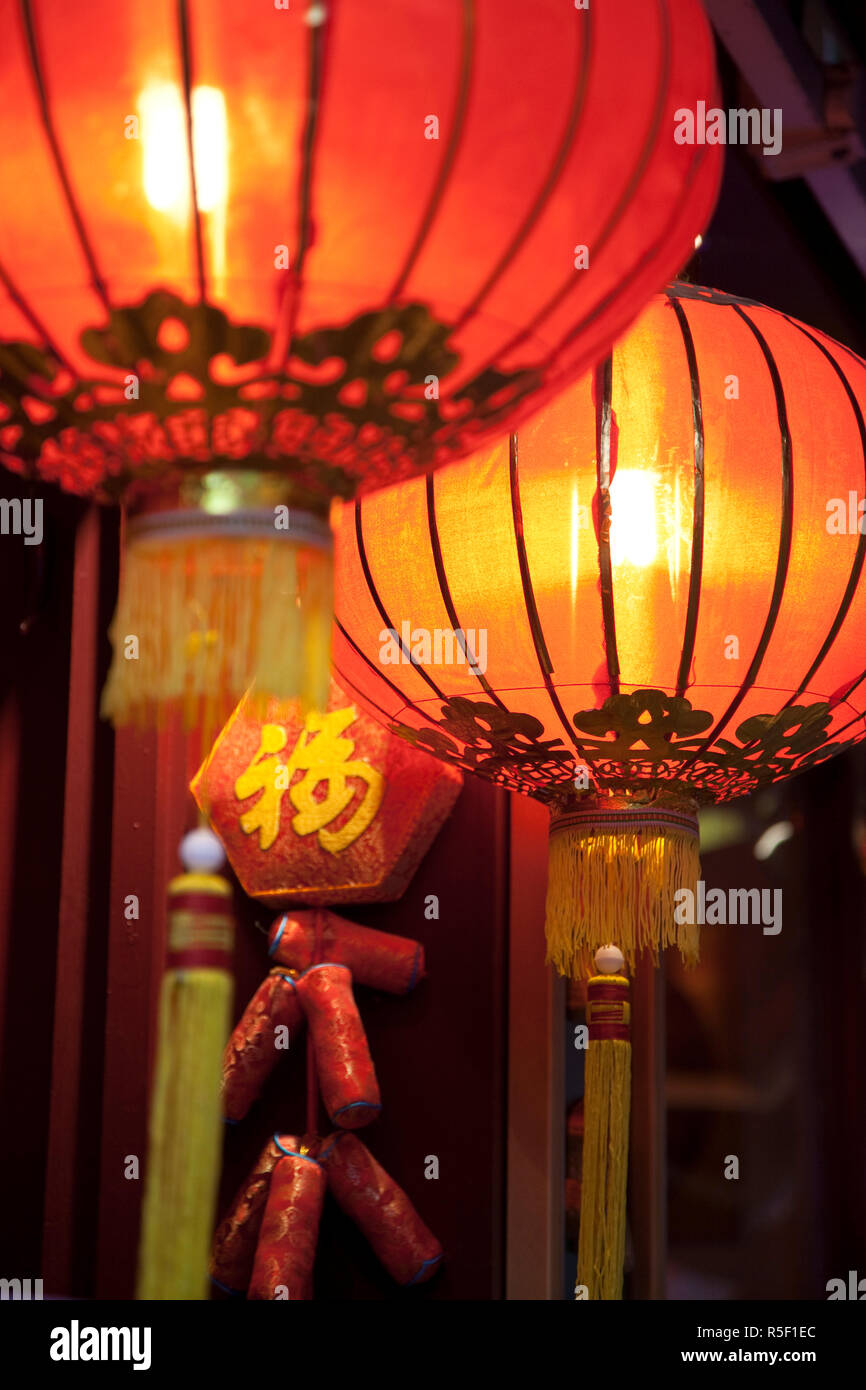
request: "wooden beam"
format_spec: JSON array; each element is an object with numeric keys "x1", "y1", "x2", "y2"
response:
[{"x1": 506, "y1": 794, "x2": 564, "y2": 1299}]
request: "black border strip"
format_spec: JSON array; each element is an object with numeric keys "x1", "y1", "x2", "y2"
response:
[
  {"x1": 667, "y1": 293, "x2": 705, "y2": 697},
  {"x1": 388, "y1": 0, "x2": 475, "y2": 301}
]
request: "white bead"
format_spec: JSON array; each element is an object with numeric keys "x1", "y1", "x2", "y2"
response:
[
  {"x1": 305, "y1": 4, "x2": 327, "y2": 25},
  {"x1": 180, "y1": 827, "x2": 225, "y2": 874},
  {"x1": 594, "y1": 944, "x2": 625, "y2": 975}
]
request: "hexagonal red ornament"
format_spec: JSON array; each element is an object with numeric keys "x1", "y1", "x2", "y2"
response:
[{"x1": 192, "y1": 680, "x2": 462, "y2": 906}]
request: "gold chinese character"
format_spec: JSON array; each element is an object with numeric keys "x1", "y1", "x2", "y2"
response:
[{"x1": 235, "y1": 707, "x2": 384, "y2": 854}]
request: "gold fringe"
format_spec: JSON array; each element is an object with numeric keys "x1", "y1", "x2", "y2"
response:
[
  {"x1": 100, "y1": 533, "x2": 333, "y2": 733},
  {"x1": 576, "y1": 1033, "x2": 631, "y2": 1301},
  {"x1": 545, "y1": 822, "x2": 701, "y2": 975},
  {"x1": 136, "y1": 968, "x2": 232, "y2": 1300}
]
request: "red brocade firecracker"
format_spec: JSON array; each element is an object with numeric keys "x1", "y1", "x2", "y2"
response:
[
  {"x1": 221, "y1": 915, "x2": 425, "y2": 1124},
  {"x1": 222, "y1": 972, "x2": 304, "y2": 1125},
  {"x1": 211, "y1": 1135, "x2": 289, "y2": 1296},
  {"x1": 247, "y1": 1144, "x2": 326, "y2": 1302},
  {"x1": 268, "y1": 909, "x2": 424, "y2": 994},
  {"x1": 319, "y1": 1132, "x2": 443, "y2": 1287},
  {"x1": 294, "y1": 964, "x2": 381, "y2": 1129}
]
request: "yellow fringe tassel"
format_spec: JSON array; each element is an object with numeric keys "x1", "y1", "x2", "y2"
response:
[
  {"x1": 137, "y1": 872, "x2": 234, "y2": 1300},
  {"x1": 101, "y1": 531, "x2": 333, "y2": 732},
  {"x1": 545, "y1": 813, "x2": 701, "y2": 975},
  {"x1": 576, "y1": 1032, "x2": 631, "y2": 1301},
  {"x1": 136, "y1": 970, "x2": 232, "y2": 1300}
]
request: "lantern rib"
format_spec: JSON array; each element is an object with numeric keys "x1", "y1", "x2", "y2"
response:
[
  {"x1": 17, "y1": 0, "x2": 113, "y2": 316},
  {"x1": 0, "y1": 262, "x2": 82, "y2": 447},
  {"x1": 425, "y1": 472, "x2": 505, "y2": 706},
  {"x1": 276, "y1": 1, "x2": 331, "y2": 371},
  {"x1": 508, "y1": 432, "x2": 586, "y2": 756},
  {"x1": 0, "y1": 260, "x2": 73, "y2": 371},
  {"x1": 823, "y1": 688, "x2": 866, "y2": 741},
  {"x1": 595, "y1": 354, "x2": 620, "y2": 696},
  {"x1": 537, "y1": 143, "x2": 715, "y2": 385},
  {"x1": 331, "y1": 662, "x2": 394, "y2": 726},
  {"x1": 679, "y1": 305, "x2": 794, "y2": 771},
  {"x1": 176, "y1": 0, "x2": 207, "y2": 304},
  {"x1": 667, "y1": 293, "x2": 706, "y2": 699},
  {"x1": 458, "y1": 0, "x2": 675, "y2": 380},
  {"x1": 354, "y1": 498, "x2": 447, "y2": 700},
  {"x1": 451, "y1": 6, "x2": 592, "y2": 335},
  {"x1": 333, "y1": 618, "x2": 438, "y2": 727},
  {"x1": 387, "y1": 0, "x2": 475, "y2": 304},
  {"x1": 775, "y1": 314, "x2": 866, "y2": 707}
]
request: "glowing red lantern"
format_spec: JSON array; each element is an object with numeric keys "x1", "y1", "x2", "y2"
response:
[
  {"x1": 333, "y1": 279, "x2": 866, "y2": 1298},
  {"x1": 0, "y1": 0, "x2": 720, "y2": 726},
  {"x1": 334, "y1": 281, "x2": 866, "y2": 962}
]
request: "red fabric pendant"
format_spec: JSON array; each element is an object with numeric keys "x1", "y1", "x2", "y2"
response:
[{"x1": 192, "y1": 680, "x2": 462, "y2": 905}]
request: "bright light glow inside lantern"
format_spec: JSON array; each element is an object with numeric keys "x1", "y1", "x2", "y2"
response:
[
  {"x1": 610, "y1": 469, "x2": 658, "y2": 567},
  {"x1": 141, "y1": 83, "x2": 228, "y2": 215}
]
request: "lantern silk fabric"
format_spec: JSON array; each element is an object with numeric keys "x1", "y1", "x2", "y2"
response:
[
  {"x1": 0, "y1": 0, "x2": 720, "y2": 503},
  {"x1": 332, "y1": 283, "x2": 866, "y2": 811}
]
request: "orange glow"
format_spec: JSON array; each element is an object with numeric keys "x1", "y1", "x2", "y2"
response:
[
  {"x1": 0, "y1": 0, "x2": 720, "y2": 502},
  {"x1": 333, "y1": 285, "x2": 866, "y2": 808}
]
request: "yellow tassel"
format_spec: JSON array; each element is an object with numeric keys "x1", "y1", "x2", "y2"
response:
[
  {"x1": 576, "y1": 973, "x2": 631, "y2": 1301},
  {"x1": 100, "y1": 469, "x2": 334, "y2": 733},
  {"x1": 545, "y1": 797, "x2": 701, "y2": 975},
  {"x1": 101, "y1": 529, "x2": 333, "y2": 734},
  {"x1": 136, "y1": 870, "x2": 234, "y2": 1300}
]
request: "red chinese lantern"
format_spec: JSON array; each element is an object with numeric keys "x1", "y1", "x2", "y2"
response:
[
  {"x1": 0, "y1": 0, "x2": 720, "y2": 727},
  {"x1": 332, "y1": 281, "x2": 866, "y2": 1297}
]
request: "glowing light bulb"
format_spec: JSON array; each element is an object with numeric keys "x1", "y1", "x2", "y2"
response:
[
  {"x1": 609, "y1": 469, "x2": 657, "y2": 567},
  {"x1": 192, "y1": 87, "x2": 228, "y2": 213},
  {"x1": 140, "y1": 83, "x2": 227, "y2": 216}
]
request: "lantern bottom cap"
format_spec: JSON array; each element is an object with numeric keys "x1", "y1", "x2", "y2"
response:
[{"x1": 545, "y1": 792, "x2": 701, "y2": 977}]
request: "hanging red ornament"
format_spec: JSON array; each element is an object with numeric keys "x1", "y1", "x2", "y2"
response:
[
  {"x1": 0, "y1": 0, "x2": 720, "y2": 725},
  {"x1": 192, "y1": 680, "x2": 462, "y2": 905}
]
